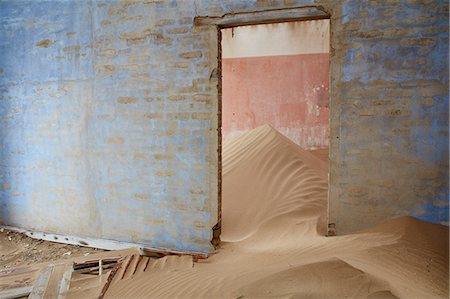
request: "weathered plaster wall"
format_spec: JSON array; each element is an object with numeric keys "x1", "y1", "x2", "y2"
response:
[
  {"x1": 0, "y1": 0, "x2": 448, "y2": 252},
  {"x1": 328, "y1": 0, "x2": 449, "y2": 233},
  {"x1": 221, "y1": 20, "x2": 330, "y2": 149},
  {"x1": 0, "y1": 0, "x2": 220, "y2": 253}
]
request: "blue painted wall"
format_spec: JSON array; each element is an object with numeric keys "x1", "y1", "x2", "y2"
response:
[
  {"x1": 0, "y1": 1, "x2": 96, "y2": 234},
  {"x1": 0, "y1": 0, "x2": 217, "y2": 252},
  {"x1": 329, "y1": 0, "x2": 449, "y2": 232}
]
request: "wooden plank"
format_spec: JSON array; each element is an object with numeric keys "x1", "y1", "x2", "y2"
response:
[
  {"x1": 98, "y1": 259, "x2": 124, "y2": 299},
  {"x1": 28, "y1": 265, "x2": 53, "y2": 299},
  {"x1": 70, "y1": 248, "x2": 140, "y2": 263},
  {"x1": 119, "y1": 255, "x2": 134, "y2": 280},
  {"x1": 0, "y1": 286, "x2": 32, "y2": 299},
  {"x1": 57, "y1": 263, "x2": 74, "y2": 299},
  {"x1": 73, "y1": 263, "x2": 116, "y2": 274},
  {"x1": 73, "y1": 258, "x2": 119, "y2": 275},
  {"x1": 99, "y1": 259, "x2": 103, "y2": 276},
  {"x1": 113, "y1": 256, "x2": 132, "y2": 283},
  {"x1": 135, "y1": 256, "x2": 150, "y2": 274},
  {"x1": 194, "y1": 6, "x2": 330, "y2": 28},
  {"x1": 122, "y1": 254, "x2": 140, "y2": 279},
  {"x1": 44, "y1": 264, "x2": 67, "y2": 298},
  {"x1": 141, "y1": 247, "x2": 209, "y2": 261},
  {"x1": 73, "y1": 257, "x2": 119, "y2": 270}
]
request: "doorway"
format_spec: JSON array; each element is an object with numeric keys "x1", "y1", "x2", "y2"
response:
[{"x1": 219, "y1": 19, "x2": 331, "y2": 241}]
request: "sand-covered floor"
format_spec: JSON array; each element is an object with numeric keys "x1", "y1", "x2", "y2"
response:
[
  {"x1": 103, "y1": 125, "x2": 448, "y2": 299},
  {"x1": 0, "y1": 229, "x2": 102, "y2": 269}
]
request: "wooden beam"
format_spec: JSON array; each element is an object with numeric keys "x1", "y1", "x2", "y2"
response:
[
  {"x1": 114, "y1": 255, "x2": 133, "y2": 281},
  {"x1": 194, "y1": 6, "x2": 330, "y2": 28},
  {"x1": 73, "y1": 263, "x2": 116, "y2": 274},
  {"x1": 140, "y1": 247, "x2": 209, "y2": 261},
  {"x1": 28, "y1": 265, "x2": 53, "y2": 299},
  {"x1": 123, "y1": 255, "x2": 140, "y2": 279},
  {"x1": 99, "y1": 258, "x2": 124, "y2": 299},
  {"x1": 0, "y1": 286, "x2": 32, "y2": 299},
  {"x1": 57, "y1": 263, "x2": 74, "y2": 299}
]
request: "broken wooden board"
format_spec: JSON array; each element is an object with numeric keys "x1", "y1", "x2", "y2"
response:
[
  {"x1": 28, "y1": 265, "x2": 53, "y2": 299},
  {"x1": 73, "y1": 257, "x2": 120, "y2": 275},
  {"x1": 27, "y1": 262, "x2": 73, "y2": 299},
  {"x1": 98, "y1": 258, "x2": 124, "y2": 299},
  {"x1": 140, "y1": 247, "x2": 208, "y2": 261},
  {"x1": 0, "y1": 249, "x2": 137, "y2": 299},
  {"x1": 0, "y1": 246, "x2": 202, "y2": 298},
  {"x1": 0, "y1": 286, "x2": 32, "y2": 299}
]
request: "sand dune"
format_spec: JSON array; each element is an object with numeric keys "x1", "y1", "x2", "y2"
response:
[
  {"x1": 222, "y1": 124, "x2": 328, "y2": 242},
  {"x1": 103, "y1": 125, "x2": 448, "y2": 299},
  {"x1": 236, "y1": 258, "x2": 397, "y2": 299}
]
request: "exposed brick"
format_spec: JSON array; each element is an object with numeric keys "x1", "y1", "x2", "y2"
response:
[
  {"x1": 154, "y1": 154, "x2": 175, "y2": 160},
  {"x1": 155, "y1": 170, "x2": 175, "y2": 177},
  {"x1": 145, "y1": 218, "x2": 165, "y2": 224},
  {"x1": 191, "y1": 112, "x2": 210, "y2": 120},
  {"x1": 180, "y1": 51, "x2": 202, "y2": 59},
  {"x1": 36, "y1": 39, "x2": 53, "y2": 48},
  {"x1": 130, "y1": 73, "x2": 150, "y2": 79},
  {"x1": 108, "y1": 7, "x2": 127, "y2": 15},
  {"x1": 101, "y1": 20, "x2": 112, "y2": 26},
  {"x1": 145, "y1": 97, "x2": 162, "y2": 102},
  {"x1": 96, "y1": 65, "x2": 116, "y2": 73},
  {"x1": 118, "y1": 97, "x2": 137, "y2": 104},
  {"x1": 128, "y1": 55, "x2": 150, "y2": 63},
  {"x1": 169, "y1": 95, "x2": 186, "y2": 101},
  {"x1": 170, "y1": 62, "x2": 190, "y2": 68},
  {"x1": 193, "y1": 94, "x2": 210, "y2": 102},
  {"x1": 119, "y1": 29, "x2": 154, "y2": 45},
  {"x1": 167, "y1": 27, "x2": 190, "y2": 34},
  {"x1": 167, "y1": 112, "x2": 190, "y2": 119},
  {"x1": 143, "y1": 113, "x2": 163, "y2": 119},
  {"x1": 105, "y1": 137, "x2": 124, "y2": 144},
  {"x1": 98, "y1": 49, "x2": 116, "y2": 56},
  {"x1": 155, "y1": 19, "x2": 175, "y2": 26},
  {"x1": 63, "y1": 45, "x2": 81, "y2": 52}
]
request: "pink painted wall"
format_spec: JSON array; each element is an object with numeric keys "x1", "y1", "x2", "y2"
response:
[{"x1": 222, "y1": 20, "x2": 330, "y2": 149}]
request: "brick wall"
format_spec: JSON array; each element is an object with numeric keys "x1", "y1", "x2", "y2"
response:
[
  {"x1": 328, "y1": 0, "x2": 449, "y2": 233},
  {"x1": 0, "y1": 0, "x2": 447, "y2": 253}
]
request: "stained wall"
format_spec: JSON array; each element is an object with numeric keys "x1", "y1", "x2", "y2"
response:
[
  {"x1": 222, "y1": 20, "x2": 330, "y2": 149},
  {"x1": 328, "y1": 0, "x2": 449, "y2": 232}
]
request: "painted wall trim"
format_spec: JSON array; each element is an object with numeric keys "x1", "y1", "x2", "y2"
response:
[{"x1": 194, "y1": 6, "x2": 330, "y2": 28}]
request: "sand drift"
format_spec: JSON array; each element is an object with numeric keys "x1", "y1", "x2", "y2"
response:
[{"x1": 104, "y1": 125, "x2": 448, "y2": 299}]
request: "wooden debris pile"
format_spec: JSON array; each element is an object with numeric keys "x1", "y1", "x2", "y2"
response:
[{"x1": 0, "y1": 247, "x2": 207, "y2": 298}]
